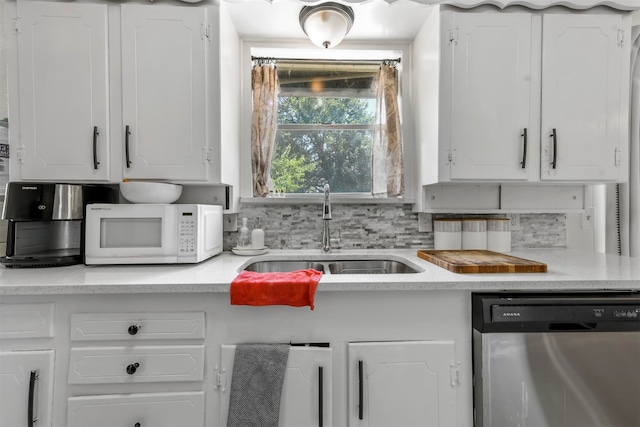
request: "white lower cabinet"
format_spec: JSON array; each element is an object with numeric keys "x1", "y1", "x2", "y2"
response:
[
  {"x1": 219, "y1": 345, "x2": 333, "y2": 427},
  {"x1": 348, "y1": 341, "x2": 457, "y2": 427},
  {"x1": 67, "y1": 391, "x2": 205, "y2": 427},
  {"x1": 0, "y1": 350, "x2": 55, "y2": 427}
]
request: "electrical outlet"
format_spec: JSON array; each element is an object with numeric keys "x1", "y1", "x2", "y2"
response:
[
  {"x1": 507, "y1": 214, "x2": 521, "y2": 231},
  {"x1": 418, "y1": 213, "x2": 432, "y2": 232},
  {"x1": 223, "y1": 213, "x2": 238, "y2": 232}
]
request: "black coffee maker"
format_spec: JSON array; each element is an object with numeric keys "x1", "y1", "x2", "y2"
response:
[{"x1": 1, "y1": 182, "x2": 116, "y2": 267}]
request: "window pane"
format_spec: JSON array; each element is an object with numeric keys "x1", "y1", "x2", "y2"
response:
[
  {"x1": 271, "y1": 61, "x2": 383, "y2": 195},
  {"x1": 272, "y1": 127, "x2": 373, "y2": 194}
]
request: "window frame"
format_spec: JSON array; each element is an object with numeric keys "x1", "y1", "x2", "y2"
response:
[{"x1": 239, "y1": 42, "x2": 416, "y2": 204}]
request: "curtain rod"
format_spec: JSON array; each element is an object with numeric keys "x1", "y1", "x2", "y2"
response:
[{"x1": 251, "y1": 56, "x2": 401, "y2": 66}]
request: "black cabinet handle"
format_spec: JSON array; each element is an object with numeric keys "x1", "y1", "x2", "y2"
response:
[
  {"x1": 28, "y1": 370, "x2": 38, "y2": 427},
  {"x1": 134, "y1": 423, "x2": 141, "y2": 427},
  {"x1": 93, "y1": 126, "x2": 100, "y2": 170},
  {"x1": 125, "y1": 125, "x2": 132, "y2": 168},
  {"x1": 128, "y1": 324, "x2": 141, "y2": 335},
  {"x1": 318, "y1": 366, "x2": 323, "y2": 427},
  {"x1": 520, "y1": 128, "x2": 527, "y2": 169},
  {"x1": 550, "y1": 128, "x2": 557, "y2": 169},
  {"x1": 126, "y1": 362, "x2": 140, "y2": 375},
  {"x1": 358, "y1": 360, "x2": 364, "y2": 420}
]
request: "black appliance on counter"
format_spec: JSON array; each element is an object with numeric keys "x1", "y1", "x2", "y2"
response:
[
  {"x1": 1, "y1": 182, "x2": 116, "y2": 267},
  {"x1": 472, "y1": 292, "x2": 640, "y2": 427}
]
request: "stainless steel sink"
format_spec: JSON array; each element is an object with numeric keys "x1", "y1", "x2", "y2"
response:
[
  {"x1": 327, "y1": 260, "x2": 420, "y2": 274},
  {"x1": 243, "y1": 260, "x2": 325, "y2": 273},
  {"x1": 242, "y1": 257, "x2": 421, "y2": 274}
]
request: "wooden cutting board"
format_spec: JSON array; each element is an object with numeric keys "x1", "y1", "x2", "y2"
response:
[{"x1": 417, "y1": 250, "x2": 547, "y2": 274}]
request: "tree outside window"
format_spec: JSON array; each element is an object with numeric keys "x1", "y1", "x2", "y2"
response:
[{"x1": 270, "y1": 61, "x2": 379, "y2": 194}]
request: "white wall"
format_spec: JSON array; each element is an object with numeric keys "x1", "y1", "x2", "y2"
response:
[{"x1": 634, "y1": 9, "x2": 640, "y2": 25}]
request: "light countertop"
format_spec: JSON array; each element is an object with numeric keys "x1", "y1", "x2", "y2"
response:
[{"x1": 0, "y1": 248, "x2": 638, "y2": 296}]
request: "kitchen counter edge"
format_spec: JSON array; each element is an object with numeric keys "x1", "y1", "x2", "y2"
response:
[{"x1": 0, "y1": 248, "x2": 638, "y2": 296}]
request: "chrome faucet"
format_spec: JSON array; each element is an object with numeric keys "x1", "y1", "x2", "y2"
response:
[{"x1": 321, "y1": 183, "x2": 332, "y2": 253}]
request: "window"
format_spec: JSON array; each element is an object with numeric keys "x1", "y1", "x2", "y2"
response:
[
  {"x1": 251, "y1": 56, "x2": 404, "y2": 198},
  {"x1": 272, "y1": 61, "x2": 379, "y2": 194}
]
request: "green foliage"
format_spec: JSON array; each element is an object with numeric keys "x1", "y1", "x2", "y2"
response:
[
  {"x1": 272, "y1": 96, "x2": 375, "y2": 193},
  {"x1": 271, "y1": 146, "x2": 316, "y2": 193}
]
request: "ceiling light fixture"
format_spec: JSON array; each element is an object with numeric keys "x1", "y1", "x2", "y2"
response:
[{"x1": 299, "y1": 2, "x2": 355, "y2": 49}]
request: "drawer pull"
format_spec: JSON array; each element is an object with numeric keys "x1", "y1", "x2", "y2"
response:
[
  {"x1": 358, "y1": 360, "x2": 364, "y2": 420},
  {"x1": 135, "y1": 423, "x2": 141, "y2": 427},
  {"x1": 28, "y1": 370, "x2": 39, "y2": 427},
  {"x1": 128, "y1": 324, "x2": 141, "y2": 335},
  {"x1": 126, "y1": 363, "x2": 140, "y2": 375}
]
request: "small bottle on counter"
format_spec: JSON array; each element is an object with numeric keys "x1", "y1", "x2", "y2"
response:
[
  {"x1": 237, "y1": 217, "x2": 250, "y2": 247},
  {"x1": 251, "y1": 219, "x2": 265, "y2": 249}
]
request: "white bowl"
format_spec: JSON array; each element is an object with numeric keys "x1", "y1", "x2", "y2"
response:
[{"x1": 120, "y1": 181, "x2": 183, "y2": 204}]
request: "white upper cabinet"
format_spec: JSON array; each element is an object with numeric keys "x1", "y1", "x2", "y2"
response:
[
  {"x1": 14, "y1": 0, "x2": 110, "y2": 181},
  {"x1": 540, "y1": 14, "x2": 629, "y2": 181},
  {"x1": 448, "y1": 12, "x2": 534, "y2": 181},
  {"x1": 414, "y1": 6, "x2": 631, "y2": 186},
  {"x1": 9, "y1": 1, "x2": 240, "y2": 189},
  {"x1": 121, "y1": 4, "x2": 209, "y2": 181}
]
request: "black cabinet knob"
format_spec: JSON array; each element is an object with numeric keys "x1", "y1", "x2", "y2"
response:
[
  {"x1": 134, "y1": 423, "x2": 141, "y2": 427},
  {"x1": 126, "y1": 363, "x2": 140, "y2": 375},
  {"x1": 128, "y1": 324, "x2": 141, "y2": 335}
]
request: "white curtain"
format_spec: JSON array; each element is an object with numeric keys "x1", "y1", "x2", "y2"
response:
[
  {"x1": 605, "y1": 26, "x2": 640, "y2": 257},
  {"x1": 251, "y1": 64, "x2": 280, "y2": 197},
  {"x1": 372, "y1": 64, "x2": 404, "y2": 197}
]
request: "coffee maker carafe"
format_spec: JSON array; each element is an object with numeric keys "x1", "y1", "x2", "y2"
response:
[{"x1": 1, "y1": 182, "x2": 116, "y2": 267}]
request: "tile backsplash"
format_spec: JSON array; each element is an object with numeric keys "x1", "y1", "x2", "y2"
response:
[{"x1": 224, "y1": 204, "x2": 566, "y2": 251}]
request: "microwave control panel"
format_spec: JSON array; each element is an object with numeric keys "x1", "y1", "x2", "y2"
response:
[{"x1": 179, "y1": 217, "x2": 196, "y2": 254}]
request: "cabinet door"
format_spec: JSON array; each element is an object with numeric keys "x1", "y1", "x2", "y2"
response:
[
  {"x1": 0, "y1": 350, "x2": 54, "y2": 427},
  {"x1": 541, "y1": 14, "x2": 628, "y2": 181},
  {"x1": 448, "y1": 13, "x2": 533, "y2": 181},
  {"x1": 219, "y1": 345, "x2": 333, "y2": 426},
  {"x1": 121, "y1": 4, "x2": 208, "y2": 181},
  {"x1": 348, "y1": 341, "x2": 456, "y2": 427},
  {"x1": 15, "y1": 0, "x2": 109, "y2": 181},
  {"x1": 67, "y1": 391, "x2": 205, "y2": 427}
]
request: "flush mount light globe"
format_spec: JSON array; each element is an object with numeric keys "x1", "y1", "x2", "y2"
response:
[{"x1": 299, "y1": 2, "x2": 355, "y2": 49}]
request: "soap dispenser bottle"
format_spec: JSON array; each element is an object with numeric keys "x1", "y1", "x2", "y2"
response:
[
  {"x1": 237, "y1": 217, "x2": 250, "y2": 248},
  {"x1": 251, "y1": 219, "x2": 265, "y2": 249}
]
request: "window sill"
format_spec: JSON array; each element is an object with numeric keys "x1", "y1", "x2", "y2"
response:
[{"x1": 240, "y1": 195, "x2": 414, "y2": 205}]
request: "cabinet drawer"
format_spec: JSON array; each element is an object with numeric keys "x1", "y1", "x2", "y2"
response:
[
  {"x1": 70, "y1": 312, "x2": 205, "y2": 341},
  {"x1": 0, "y1": 303, "x2": 54, "y2": 339},
  {"x1": 67, "y1": 391, "x2": 205, "y2": 427},
  {"x1": 68, "y1": 345, "x2": 205, "y2": 384}
]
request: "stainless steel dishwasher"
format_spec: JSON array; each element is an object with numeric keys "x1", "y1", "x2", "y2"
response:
[{"x1": 472, "y1": 292, "x2": 640, "y2": 427}]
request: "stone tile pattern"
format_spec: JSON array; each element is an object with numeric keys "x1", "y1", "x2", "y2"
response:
[{"x1": 224, "y1": 204, "x2": 566, "y2": 251}]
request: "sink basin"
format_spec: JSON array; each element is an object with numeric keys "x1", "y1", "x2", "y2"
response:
[
  {"x1": 242, "y1": 257, "x2": 421, "y2": 274},
  {"x1": 243, "y1": 261, "x2": 325, "y2": 273},
  {"x1": 328, "y1": 260, "x2": 420, "y2": 274}
]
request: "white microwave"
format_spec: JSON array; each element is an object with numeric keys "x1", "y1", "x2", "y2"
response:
[{"x1": 84, "y1": 204, "x2": 223, "y2": 265}]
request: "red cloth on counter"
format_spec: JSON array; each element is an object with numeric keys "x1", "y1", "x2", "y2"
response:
[{"x1": 230, "y1": 269, "x2": 322, "y2": 310}]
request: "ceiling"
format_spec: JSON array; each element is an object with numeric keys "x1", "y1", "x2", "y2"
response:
[{"x1": 222, "y1": 0, "x2": 436, "y2": 43}]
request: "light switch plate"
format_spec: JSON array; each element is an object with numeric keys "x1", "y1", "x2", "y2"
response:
[{"x1": 223, "y1": 213, "x2": 238, "y2": 232}]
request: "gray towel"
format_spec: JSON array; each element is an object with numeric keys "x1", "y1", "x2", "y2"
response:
[{"x1": 227, "y1": 343, "x2": 290, "y2": 427}]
